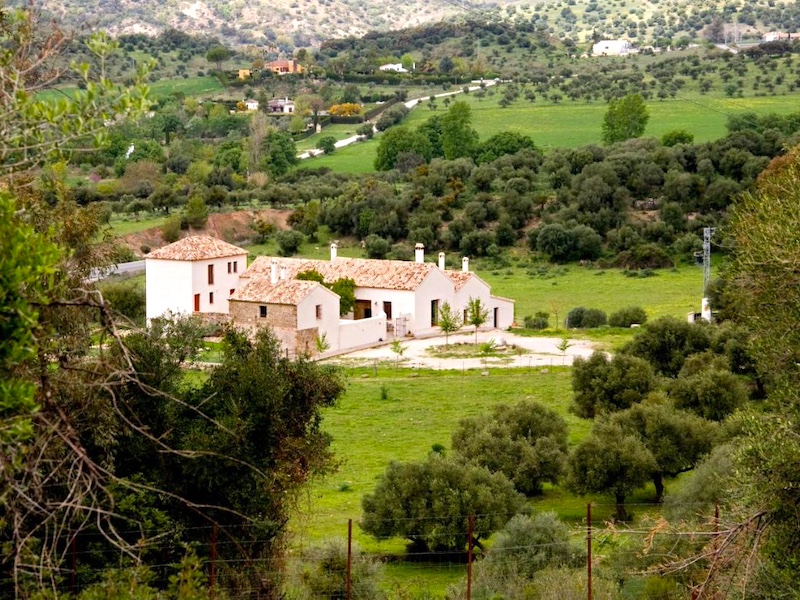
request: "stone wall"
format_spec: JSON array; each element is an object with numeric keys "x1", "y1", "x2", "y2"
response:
[{"x1": 230, "y1": 300, "x2": 321, "y2": 357}]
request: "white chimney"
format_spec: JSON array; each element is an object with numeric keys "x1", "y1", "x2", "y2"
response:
[
  {"x1": 330, "y1": 242, "x2": 338, "y2": 261},
  {"x1": 280, "y1": 266, "x2": 288, "y2": 280},
  {"x1": 462, "y1": 257, "x2": 470, "y2": 273},
  {"x1": 415, "y1": 243, "x2": 425, "y2": 264},
  {"x1": 270, "y1": 259, "x2": 278, "y2": 284},
  {"x1": 438, "y1": 252, "x2": 446, "y2": 270}
]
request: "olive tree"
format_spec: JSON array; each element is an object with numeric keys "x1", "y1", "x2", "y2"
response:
[
  {"x1": 451, "y1": 401, "x2": 568, "y2": 495},
  {"x1": 361, "y1": 455, "x2": 524, "y2": 552}
]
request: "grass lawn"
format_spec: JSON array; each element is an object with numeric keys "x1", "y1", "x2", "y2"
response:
[
  {"x1": 293, "y1": 366, "x2": 583, "y2": 549},
  {"x1": 475, "y1": 261, "x2": 704, "y2": 325},
  {"x1": 298, "y1": 137, "x2": 380, "y2": 173}
]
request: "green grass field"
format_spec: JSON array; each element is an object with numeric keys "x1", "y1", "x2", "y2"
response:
[
  {"x1": 302, "y1": 88, "x2": 800, "y2": 173},
  {"x1": 478, "y1": 260, "x2": 704, "y2": 325}
]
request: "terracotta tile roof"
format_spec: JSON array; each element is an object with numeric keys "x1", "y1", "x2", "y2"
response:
[
  {"x1": 445, "y1": 271, "x2": 474, "y2": 291},
  {"x1": 242, "y1": 256, "x2": 436, "y2": 291},
  {"x1": 231, "y1": 279, "x2": 322, "y2": 305},
  {"x1": 147, "y1": 237, "x2": 248, "y2": 261}
]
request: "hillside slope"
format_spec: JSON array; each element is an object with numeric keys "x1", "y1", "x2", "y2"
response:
[{"x1": 25, "y1": 0, "x2": 798, "y2": 49}]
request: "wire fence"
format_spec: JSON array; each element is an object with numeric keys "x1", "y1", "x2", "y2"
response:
[{"x1": 3, "y1": 502, "x2": 731, "y2": 599}]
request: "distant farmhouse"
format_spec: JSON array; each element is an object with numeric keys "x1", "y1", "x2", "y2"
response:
[
  {"x1": 267, "y1": 97, "x2": 295, "y2": 114},
  {"x1": 379, "y1": 63, "x2": 408, "y2": 73},
  {"x1": 146, "y1": 237, "x2": 514, "y2": 357},
  {"x1": 266, "y1": 59, "x2": 305, "y2": 75},
  {"x1": 244, "y1": 99, "x2": 259, "y2": 111},
  {"x1": 592, "y1": 39, "x2": 633, "y2": 56},
  {"x1": 762, "y1": 31, "x2": 800, "y2": 42}
]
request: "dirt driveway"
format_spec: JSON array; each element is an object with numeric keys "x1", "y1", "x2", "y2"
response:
[{"x1": 328, "y1": 329, "x2": 599, "y2": 370}]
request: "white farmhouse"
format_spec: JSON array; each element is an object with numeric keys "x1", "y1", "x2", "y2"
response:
[
  {"x1": 379, "y1": 63, "x2": 408, "y2": 73},
  {"x1": 145, "y1": 237, "x2": 248, "y2": 321},
  {"x1": 233, "y1": 243, "x2": 514, "y2": 354},
  {"x1": 592, "y1": 40, "x2": 633, "y2": 56}
]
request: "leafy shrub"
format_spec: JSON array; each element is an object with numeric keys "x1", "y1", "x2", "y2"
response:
[
  {"x1": 566, "y1": 307, "x2": 607, "y2": 328},
  {"x1": 613, "y1": 243, "x2": 673, "y2": 269},
  {"x1": 161, "y1": 215, "x2": 182, "y2": 243},
  {"x1": 276, "y1": 229, "x2": 303, "y2": 256},
  {"x1": 364, "y1": 234, "x2": 390, "y2": 259},
  {"x1": 609, "y1": 306, "x2": 647, "y2": 328},
  {"x1": 318, "y1": 136, "x2": 337, "y2": 154},
  {"x1": 100, "y1": 280, "x2": 146, "y2": 325},
  {"x1": 295, "y1": 540, "x2": 384, "y2": 600},
  {"x1": 524, "y1": 311, "x2": 550, "y2": 330}
]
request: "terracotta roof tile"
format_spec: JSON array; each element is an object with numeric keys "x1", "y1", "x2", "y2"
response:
[
  {"x1": 445, "y1": 271, "x2": 474, "y2": 291},
  {"x1": 242, "y1": 256, "x2": 436, "y2": 291},
  {"x1": 231, "y1": 279, "x2": 321, "y2": 305},
  {"x1": 147, "y1": 237, "x2": 248, "y2": 261}
]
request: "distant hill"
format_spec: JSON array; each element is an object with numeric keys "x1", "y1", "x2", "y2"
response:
[{"x1": 21, "y1": 0, "x2": 800, "y2": 51}]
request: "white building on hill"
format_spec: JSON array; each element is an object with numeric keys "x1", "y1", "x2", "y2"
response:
[
  {"x1": 145, "y1": 237, "x2": 248, "y2": 321},
  {"x1": 592, "y1": 40, "x2": 633, "y2": 56}
]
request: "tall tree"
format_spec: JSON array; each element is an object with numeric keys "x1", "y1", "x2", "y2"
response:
[
  {"x1": 441, "y1": 101, "x2": 479, "y2": 160},
  {"x1": 601, "y1": 93, "x2": 649, "y2": 145}
]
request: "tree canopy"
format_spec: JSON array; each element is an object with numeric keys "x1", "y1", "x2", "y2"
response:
[{"x1": 601, "y1": 94, "x2": 649, "y2": 145}]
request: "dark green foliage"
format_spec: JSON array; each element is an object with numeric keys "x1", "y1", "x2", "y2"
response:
[
  {"x1": 533, "y1": 223, "x2": 573, "y2": 262},
  {"x1": 477, "y1": 132, "x2": 537, "y2": 164},
  {"x1": 612, "y1": 243, "x2": 673, "y2": 269},
  {"x1": 375, "y1": 104, "x2": 410, "y2": 132},
  {"x1": 608, "y1": 306, "x2": 648, "y2": 328},
  {"x1": 329, "y1": 277, "x2": 356, "y2": 316},
  {"x1": 622, "y1": 317, "x2": 712, "y2": 377},
  {"x1": 609, "y1": 402, "x2": 717, "y2": 501},
  {"x1": 524, "y1": 311, "x2": 549, "y2": 330},
  {"x1": 661, "y1": 129, "x2": 694, "y2": 147},
  {"x1": 441, "y1": 101, "x2": 479, "y2": 160},
  {"x1": 451, "y1": 401, "x2": 568, "y2": 496},
  {"x1": 100, "y1": 279, "x2": 146, "y2": 325},
  {"x1": 184, "y1": 195, "x2": 208, "y2": 228},
  {"x1": 374, "y1": 126, "x2": 432, "y2": 170},
  {"x1": 566, "y1": 307, "x2": 606, "y2": 329},
  {"x1": 261, "y1": 131, "x2": 298, "y2": 177},
  {"x1": 361, "y1": 455, "x2": 524, "y2": 552},
  {"x1": 533, "y1": 224, "x2": 602, "y2": 263},
  {"x1": 572, "y1": 351, "x2": 657, "y2": 418},
  {"x1": 318, "y1": 136, "x2": 337, "y2": 155},
  {"x1": 364, "y1": 234, "x2": 390, "y2": 258},
  {"x1": 567, "y1": 422, "x2": 657, "y2": 520},
  {"x1": 276, "y1": 229, "x2": 304, "y2": 256},
  {"x1": 668, "y1": 366, "x2": 747, "y2": 421}
]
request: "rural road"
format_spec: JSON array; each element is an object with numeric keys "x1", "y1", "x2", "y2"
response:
[
  {"x1": 328, "y1": 329, "x2": 598, "y2": 370},
  {"x1": 297, "y1": 79, "x2": 500, "y2": 160},
  {"x1": 88, "y1": 260, "x2": 145, "y2": 282}
]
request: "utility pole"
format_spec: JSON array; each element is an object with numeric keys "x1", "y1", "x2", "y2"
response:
[{"x1": 701, "y1": 227, "x2": 716, "y2": 321}]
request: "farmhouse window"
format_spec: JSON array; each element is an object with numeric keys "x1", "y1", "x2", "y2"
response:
[
  {"x1": 316, "y1": 304, "x2": 322, "y2": 319},
  {"x1": 233, "y1": 261, "x2": 238, "y2": 273},
  {"x1": 209, "y1": 292, "x2": 214, "y2": 305},
  {"x1": 431, "y1": 299, "x2": 439, "y2": 326},
  {"x1": 208, "y1": 264, "x2": 214, "y2": 284},
  {"x1": 259, "y1": 305, "x2": 268, "y2": 318},
  {"x1": 227, "y1": 262, "x2": 232, "y2": 273}
]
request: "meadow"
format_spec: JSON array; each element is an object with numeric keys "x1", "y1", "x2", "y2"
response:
[{"x1": 300, "y1": 87, "x2": 800, "y2": 172}]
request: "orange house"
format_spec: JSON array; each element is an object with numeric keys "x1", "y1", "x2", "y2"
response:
[{"x1": 266, "y1": 58, "x2": 305, "y2": 74}]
